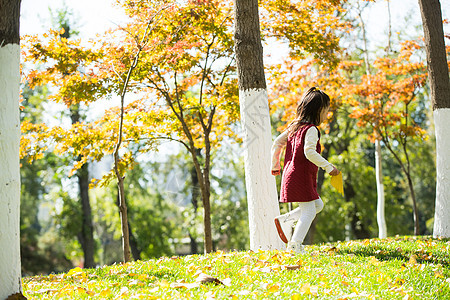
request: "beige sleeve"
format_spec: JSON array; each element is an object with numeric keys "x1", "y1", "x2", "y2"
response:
[
  {"x1": 304, "y1": 127, "x2": 334, "y2": 174},
  {"x1": 271, "y1": 131, "x2": 288, "y2": 171}
]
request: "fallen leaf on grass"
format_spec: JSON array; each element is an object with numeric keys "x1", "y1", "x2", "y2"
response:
[
  {"x1": 282, "y1": 265, "x2": 301, "y2": 271},
  {"x1": 409, "y1": 254, "x2": 418, "y2": 265},
  {"x1": 196, "y1": 272, "x2": 225, "y2": 285},
  {"x1": 300, "y1": 283, "x2": 318, "y2": 296},
  {"x1": 99, "y1": 289, "x2": 112, "y2": 297},
  {"x1": 327, "y1": 246, "x2": 338, "y2": 253},
  {"x1": 267, "y1": 284, "x2": 279, "y2": 293}
]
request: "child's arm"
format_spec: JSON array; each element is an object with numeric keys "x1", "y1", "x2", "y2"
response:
[
  {"x1": 271, "y1": 131, "x2": 288, "y2": 175},
  {"x1": 304, "y1": 127, "x2": 337, "y2": 175}
]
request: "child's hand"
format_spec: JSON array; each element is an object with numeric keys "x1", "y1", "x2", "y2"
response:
[
  {"x1": 272, "y1": 169, "x2": 281, "y2": 176},
  {"x1": 329, "y1": 166, "x2": 340, "y2": 176}
]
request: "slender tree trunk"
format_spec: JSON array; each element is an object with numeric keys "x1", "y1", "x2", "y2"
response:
[
  {"x1": 201, "y1": 175, "x2": 212, "y2": 253},
  {"x1": 0, "y1": 0, "x2": 24, "y2": 298},
  {"x1": 115, "y1": 194, "x2": 141, "y2": 260},
  {"x1": 374, "y1": 141, "x2": 387, "y2": 238},
  {"x1": 189, "y1": 145, "x2": 213, "y2": 253},
  {"x1": 115, "y1": 175, "x2": 132, "y2": 262},
  {"x1": 234, "y1": 0, "x2": 281, "y2": 250},
  {"x1": 189, "y1": 148, "x2": 201, "y2": 254},
  {"x1": 357, "y1": 1, "x2": 387, "y2": 239},
  {"x1": 76, "y1": 163, "x2": 96, "y2": 268},
  {"x1": 407, "y1": 175, "x2": 420, "y2": 235},
  {"x1": 71, "y1": 107, "x2": 96, "y2": 268},
  {"x1": 111, "y1": 21, "x2": 151, "y2": 262},
  {"x1": 418, "y1": 0, "x2": 450, "y2": 238}
]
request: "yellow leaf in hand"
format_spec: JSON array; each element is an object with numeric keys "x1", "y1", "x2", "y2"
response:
[{"x1": 331, "y1": 172, "x2": 344, "y2": 196}]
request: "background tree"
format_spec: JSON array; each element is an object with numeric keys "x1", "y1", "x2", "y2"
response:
[
  {"x1": 55, "y1": 7, "x2": 96, "y2": 268},
  {"x1": 105, "y1": 0, "x2": 241, "y2": 253},
  {"x1": 0, "y1": 0, "x2": 24, "y2": 298},
  {"x1": 355, "y1": 0, "x2": 387, "y2": 239},
  {"x1": 349, "y1": 40, "x2": 428, "y2": 235},
  {"x1": 22, "y1": 0, "x2": 242, "y2": 255},
  {"x1": 418, "y1": 0, "x2": 450, "y2": 238}
]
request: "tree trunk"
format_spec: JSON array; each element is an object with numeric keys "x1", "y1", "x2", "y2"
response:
[
  {"x1": 116, "y1": 176, "x2": 132, "y2": 262},
  {"x1": 189, "y1": 144, "x2": 213, "y2": 253},
  {"x1": 76, "y1": 163, "x2": 96, "y2": 268},
  {"x1": 407, "y1": 175, "x2": 420, "y2": 235},
  {"x1": 189, "y1": 148, "x2": 201, "y2": 254},
  {"x1": 234, "y1": 0, "x2": 281, "y2": 250},
  {"x1": 200, "y1": 175, "x2": 212, "y2": 253},
  {"x1": 115, "y1": 193, "x2": 141, "y2": 260},
  {"x1": 357, "y1": 2, "x2": 387, "y2": 239},
  {"x1": 418, "y1": 0, "x2": 450, "y2": 238},
  {"x1": 375, "y1": 140, "x2": 387, "y2": 238},
  {"x1": 0, "y1": 0, "x2": 24, "y2": 298},
  {"x1": 71, "y1": 107, "x2": 96, "y2": 268}
]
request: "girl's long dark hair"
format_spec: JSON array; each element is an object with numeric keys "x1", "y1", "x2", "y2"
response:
[{"x1": 287, "y1": 87, "x2": 330, "y2": 137}]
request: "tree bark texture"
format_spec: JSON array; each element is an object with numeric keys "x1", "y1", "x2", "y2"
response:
[
  {"x1": 0, "y1": 0, "x2": 21, "y2": 45},
  {"x1": 418, "y1": 0, "x2": 450, "y2": 238},
  {"x1": 0, "y1": 0, "x2": 23, "y2": 298},
  {"x1": 418, "y1": 0, "x2": 450, "y2": 110},
  {"x1": 234, "y1": 0, "x2": 266, "y2": 90}
]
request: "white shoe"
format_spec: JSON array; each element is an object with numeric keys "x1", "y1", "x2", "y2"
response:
[
  {"x1": 274, "y1": 215, "x2": 294, "y2": 244},
  {"x1": 286, "y1": 241, "x2": 305, "y2": 254}
]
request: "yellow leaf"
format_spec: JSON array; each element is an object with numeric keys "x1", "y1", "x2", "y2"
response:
[
  {"x1": 268, "y1": 284, "x2": 279, "y2": 293},
  {"x1": 291, "y1": 294, "x2": 301, "y2": 300},
  {"x1": 258, "y1": 252, "x2": 271, "y2": 261},
  {"x1": 100, "y1": 289, "x2": 111, "y2": 297},
  {"x1": 409, "y1": 255, "x2": 417, "y2": 265},
  {"x1": 159, "y1": 279, "x2": 170, "y2": 289},
  {"x1": 331, "y1": 172, "x2": 344, "y2": 195},
  {"x1": 300, "y1": 283, "x2": 311, "y2": 294}
]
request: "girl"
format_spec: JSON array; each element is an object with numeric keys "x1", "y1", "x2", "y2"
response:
[{"x1": 271, "y1": 87, "x2": 339, "y2": 253}]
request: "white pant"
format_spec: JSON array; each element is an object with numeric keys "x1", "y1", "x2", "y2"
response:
[{"x1": 281, "y1": 199, "x2": 324, "y2": 244}]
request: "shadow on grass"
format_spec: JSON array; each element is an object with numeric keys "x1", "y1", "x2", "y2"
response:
[
  {"x1": 337, "y1": 248, "x2": 450, "y2": 267},
  {"x1": 330, "y1": 236, "x2": 450, "y2": 268}
]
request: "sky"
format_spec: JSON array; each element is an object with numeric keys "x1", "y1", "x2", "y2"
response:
[{"x1": 21, "y1": 0, "x2": 128, "y2": 38}]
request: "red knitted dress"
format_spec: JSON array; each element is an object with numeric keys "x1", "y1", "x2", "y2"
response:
[{"x1": 279, "y1": 123, "x2": 321, "y2": 203}]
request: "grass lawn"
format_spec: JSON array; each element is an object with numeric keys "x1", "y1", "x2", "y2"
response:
[{"x1": 23, "y1": 236, "x2": 450, "y2": 299}]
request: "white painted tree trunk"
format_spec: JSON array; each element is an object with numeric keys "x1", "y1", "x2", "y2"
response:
[
  {"x1": 240, "y1": 88, "x2": 282, "y2": 250},
  {"x1": 375, "y1": 140, "x2": 387, "y2": 238},
  {"x1": 433, "y1": 108, "x2": 450, "y2": 237},
  {"x1": 357, "y1": 2, "x2": 388, "y2": 239},
  {"x1": 0, "y1": 44, "x2": 22, "y2": 299}
]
